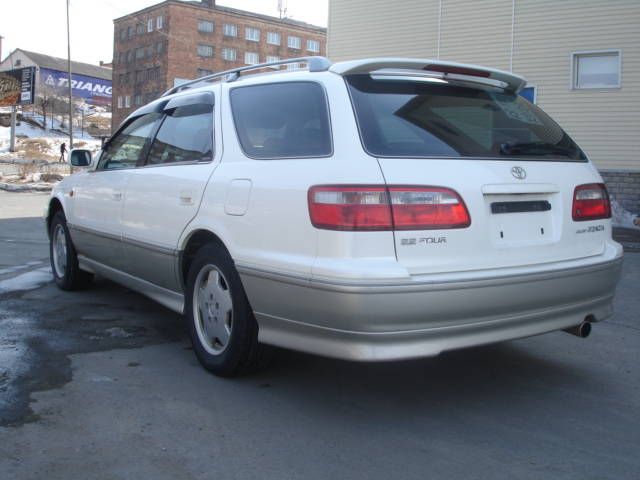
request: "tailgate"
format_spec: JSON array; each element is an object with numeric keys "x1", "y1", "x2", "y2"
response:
[{"x1": 378, "y1": 158, "x2": 610, "y2": 275}]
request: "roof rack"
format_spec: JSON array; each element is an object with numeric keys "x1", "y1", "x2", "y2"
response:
[{"x1": 161, "y1": 56, "x2": 332, "y2": 97}]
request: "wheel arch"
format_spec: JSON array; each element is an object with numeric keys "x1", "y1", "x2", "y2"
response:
[
  {"x1": 179, "y1": 228, "x2": 231, "y2": 289},
  {"x1": 46, "y1": 196, "x2": 65, "y2": 238}
]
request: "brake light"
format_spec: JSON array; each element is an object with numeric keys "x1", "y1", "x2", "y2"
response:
[
  {"x1": 424, "y1": 64, "x2": 491, "y2": 78},
  {"x1": 572, "y1": 183, "x2": 611, "y2": 221},
  {"x1": 308, "y1": 185, "x2": 471, "y2": 231}
]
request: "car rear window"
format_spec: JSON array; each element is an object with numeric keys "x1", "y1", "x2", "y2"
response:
[
  {"x1": 346, "y1": 75, "x2": 586, "y2": 161},
  {"x1": 230, "y1": 82, "x2": 332, "y2": 159}
]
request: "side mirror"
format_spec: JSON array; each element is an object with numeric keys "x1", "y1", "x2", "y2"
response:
[{"x1": 70, "y1": 149, "x2": 92, "y2": 167}]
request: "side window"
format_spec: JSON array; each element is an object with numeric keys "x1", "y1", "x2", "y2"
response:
[
  {"x1": 146, "y1": 103, "x2": 214, "y2": 165},
  {"x1": 230, "y1": 82, "x2": 332, "y2": 159},
  {"x1": 99, "y1": 113, "x2": 161, "y2": 170}
]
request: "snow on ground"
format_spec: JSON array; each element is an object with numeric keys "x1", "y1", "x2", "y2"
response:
[
  {"x1": 0, "y1": 261, "x2": 45, "y2": 277},
  {"x1": 0, "y1": 118, "x2": 102, "y2": 162},
  {"x1": 0, "y1": 267, "x2": 52, "y2": 294},
  {"x1": 612, "y1": 200, "x2": 640, "y2": 230}
]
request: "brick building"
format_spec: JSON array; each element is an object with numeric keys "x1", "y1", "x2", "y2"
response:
[{"x1": 111, "y1": 0, "x2": 326, "y2": 129}]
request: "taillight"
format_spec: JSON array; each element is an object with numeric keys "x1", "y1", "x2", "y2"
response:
[
  {"x1": 307, "y1": 186, "x2": 392, "y2": 230},
  {"x1": 308, "y1": 185, "x2": 470, "y2": 231},
  {"x1": 572, "y1": 183, "x2": 611, "y2": 221},
  {"x1": 388, "y1": 186, "x2": 471, "y2": 230}
]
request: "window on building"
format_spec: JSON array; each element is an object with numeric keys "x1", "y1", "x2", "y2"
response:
[
  {"x1": 157, "y1": 16, "x2": 164, "y2": 29},
  {"x1": 147, "y1": 19, "x2": 154, "y2": 32},
  {"x1": 118, "y1": 52, "x2": 125, "y2": 64},
  {"x1": 119, "y1": 73, "x2": 125, "y2": 85},
  {"x1": 124, "y1": 96, "x2": 131, "y2": 108},
  {"x1": 117, "y1": 96, "x2": 123, "y2": 108},
  {"x1": 146, "y1": 103, "x2": 214, "y2": 165},
  {"x1": 222, "y1": 47, "x2": 237, "y2": 61},
  {"x1": 288, "y1": 36, "x2": 301, "y2": 49},
  {"x1": 245, "y1": 52, "x2": 259, "y2": 65},
  {"x1": 127, "y1": 50, "x2": 134, "y2": 63},
  {"x1": 198, "y1": 20, "x2": 214, "y2": 33},
  {"x1": 127, "y1": 26, "x2": 134, "y2": 38},
  {"x1": 134, "y1": 94, "x2": 143, "y2": 106},
  {"x1": 136, "y1": 23, "x2": 145, "y2": 35},
  {"x1": 136, "y1": 70, "x2": 145, "y2": 83},
  {"x1": 266, "y1": 55, "x2": 280, "y2": 64},
  {"x1": 230, "y1": 82, "x2": 333, "y2": 159},
  {"x1": 197, "y1": 68, "x2": 214, "y2": 78},
  {"x1": 156, "y1": 41, "x2": 165, "y2": 55},
  {"x1": 223, "y1": 23, "x2": 237, "y2": 37},
  {"x1": 307, "y1": 39, "x2": 320, "y2": 53},
  {"x1": 197, "y1": 44, "x2": 214, "y2": 57},
  {"x1": 245, "y1": 27, "x2": 260, "y2": 42},
  {"x1": 267, "y1": 31, "x2": 281, "y2": 45},
  {"x1": 125, "y1": 72, "x2": 131, "y2": 84},
  {"x1": 286, "y1": 63, "x2": 303, "y2": 71},
  {"x1": 120, "y1": 28, "x2": 127, "y2": 41},
  {"x1": 572, "y1": 50, "x2": 621, "y2": 89},
  {"x1": 136, "y1": 47, "x2": 145, "y2": 60}
]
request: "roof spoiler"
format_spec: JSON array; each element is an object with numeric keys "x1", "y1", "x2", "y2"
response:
[{"x1": 329, "y1": 58, "x2": 527, "y2": 93}]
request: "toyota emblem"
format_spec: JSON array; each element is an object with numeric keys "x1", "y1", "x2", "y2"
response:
[{"x1": 511, "y1": 166, "x2": 527, "y2": 180}]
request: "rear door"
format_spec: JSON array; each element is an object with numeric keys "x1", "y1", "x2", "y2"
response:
[
  {"x1": 120, "y1": 89, "x2": 218, "y2": 292},
  {"x1": 346, "y1": 75, "x2": 610, "y2": 275}
]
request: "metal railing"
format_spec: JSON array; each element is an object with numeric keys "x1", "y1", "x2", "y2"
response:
[{"x1": 162, "y1": 56, "x2": 332, "y2": 97}]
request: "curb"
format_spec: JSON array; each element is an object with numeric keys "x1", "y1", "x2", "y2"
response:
[{"x1": 0, "y1": 182, "x2": 53, "y2": 192}]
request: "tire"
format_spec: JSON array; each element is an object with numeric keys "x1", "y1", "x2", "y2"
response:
[
  {"x1": 185, "y1": 243, "x2": 267, "y2": 377},
  {"x1": 49, "y1": 211, "x2": 93, "y2": 290}
]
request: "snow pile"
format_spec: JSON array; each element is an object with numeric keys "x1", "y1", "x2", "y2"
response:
[
  {"x1": 611, "y1": 200, "x2": 640, "y2": 230},
  {"x1": 0, "y1": 267, "x2": 52, "y2": 294}
]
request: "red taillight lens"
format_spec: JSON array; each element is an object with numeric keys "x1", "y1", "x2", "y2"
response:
[
  {"x1": 572, "y1": 183, "x2": 611, "y2": 221},
  {"x1": 308, "y1": 186, "x2": 392, "y2": 230},
  {"x1": 389, "y1": 186, "x2": 471, "y2": 230},
  {"x1": 308, "y1": 185, "x2": 471, "y2": 231}
]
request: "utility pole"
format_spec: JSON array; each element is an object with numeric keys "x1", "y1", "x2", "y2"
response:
[
  {"x1": 9, "y1": 106, "x2": 16, "y2": 152},
  {"x1": 66, "y1": 0, "x2": 73, "y2": 149}
]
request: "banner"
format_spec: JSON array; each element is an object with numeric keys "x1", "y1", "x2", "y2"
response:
[
  {"x1": 40, "y1": 67, "x2": 112, "y2": 106},
  {"x1": 0, "y1": 67, "x2": 36, "y2": 106}
]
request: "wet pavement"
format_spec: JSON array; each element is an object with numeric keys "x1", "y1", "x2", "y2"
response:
[{"x1": 0, "y1": 190, "x2": 639, "y2": 480}]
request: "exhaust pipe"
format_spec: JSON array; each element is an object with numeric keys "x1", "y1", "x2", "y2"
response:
[{"x1": 564, "y1": 320, "x2": 592, "y2": 338}]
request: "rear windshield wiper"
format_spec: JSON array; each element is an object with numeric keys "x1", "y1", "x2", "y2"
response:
[{"x1": 500, "y1": 141, "x2": 577, "y2": 157}]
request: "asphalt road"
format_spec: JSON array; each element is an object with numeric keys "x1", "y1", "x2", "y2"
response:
[{"x1": 1, "y1": 190, "x2": 639, "y2": 480}]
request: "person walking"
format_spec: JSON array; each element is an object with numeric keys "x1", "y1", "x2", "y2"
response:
[{"x1": 59, "y1": 142, "x2": 67, "y2": 163}]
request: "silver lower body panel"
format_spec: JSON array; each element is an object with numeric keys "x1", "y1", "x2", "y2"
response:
[{"x1": 238, "y1": 257, "x2": 623, "y2": 361}]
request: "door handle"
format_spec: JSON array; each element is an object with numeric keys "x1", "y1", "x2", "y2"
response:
[
  {"x1": 179, "y1": 190, "x2": 194, "y2": 205},
  {"x1": 112, "y1": 191, "x2": 122, "y2": 201}
]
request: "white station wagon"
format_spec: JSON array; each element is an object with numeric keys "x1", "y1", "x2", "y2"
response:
[{"x1": 47, "y1": 57, "x2": 623, "y2": 376}]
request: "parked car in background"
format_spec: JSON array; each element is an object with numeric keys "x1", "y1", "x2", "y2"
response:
[{"x1": 46, "y1": 57, "x2": 623, "y2": 376}]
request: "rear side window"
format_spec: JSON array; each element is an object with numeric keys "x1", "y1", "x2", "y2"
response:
[
  {"x1": 230, "y1": 82, "x2": 332, "y2": 159},
  {"x1": 146, "y1": 104, "x2": 213, "y2": 165},
  {"x1": 99, "y1": 113, "x2": 161, "y2": 170},
  {"x1": 346, "y1": 75, "x2": 586, "y2": 161}
]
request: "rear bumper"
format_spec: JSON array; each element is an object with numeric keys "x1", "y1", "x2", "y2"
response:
[{"x1": 237, "y1": 251, "x2": 623, "y2": 361}]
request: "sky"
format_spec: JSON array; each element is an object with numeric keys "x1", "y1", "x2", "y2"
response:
[{"x1": 0, "y1": 0, "x2": 328, "y2": 65}]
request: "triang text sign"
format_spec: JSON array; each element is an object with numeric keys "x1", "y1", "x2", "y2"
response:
[{"x1": 40, "y1": 68, "x2": 112, "y2": 106}]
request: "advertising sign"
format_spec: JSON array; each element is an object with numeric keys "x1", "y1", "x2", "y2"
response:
[
  {"x1": 0, "y1": 66, "x2": 36, "y2": 106},
  {"x1": 40, "y1": 67, "x2": 112, "y2": 106}
]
